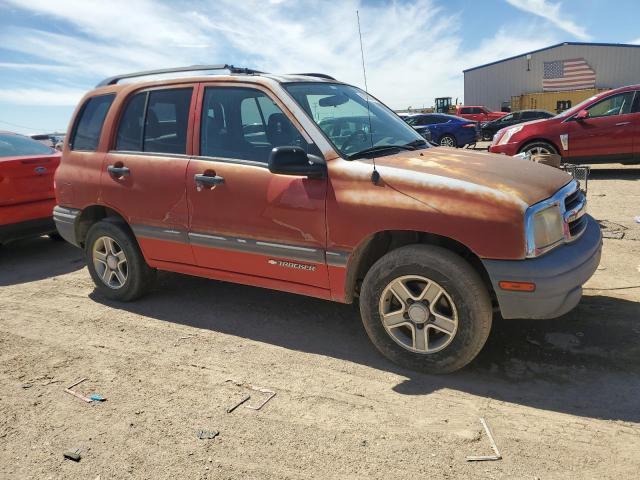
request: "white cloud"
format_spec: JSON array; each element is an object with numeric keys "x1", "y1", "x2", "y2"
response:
[
  {"x1": 1, "y1": 0, "x2": 560, "y2": 109},
  {"x1": 0, "y1": 87, "x2": 85, "y2": 106},
  {"x1": 505, "y1": 0, "x2": 591, "y2": 40},
  {"x1": 0, "y1": 62, "x2": 72, "y2": 72}
]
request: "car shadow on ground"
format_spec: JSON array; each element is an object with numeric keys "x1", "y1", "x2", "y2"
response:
[
  {"x1": 0, "y1": 236, "x2": 85, "y2": 286},
  {"x1": 588, "y1": 167, "x2": 640, "y2": 180},
  {"x1": 92, "y1": 271, "x2": 640, "y2": 423}
]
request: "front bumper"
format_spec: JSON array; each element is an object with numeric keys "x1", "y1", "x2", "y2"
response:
[
  {"x1": 488, "y1": 142, "x2": 518, "y2": 156},
  {"x1": 53, "y1": 206, "x2": 81, "y2": 247},
  {"x1": 482, "y1": 215, "x2": 602, "y2": 319}
]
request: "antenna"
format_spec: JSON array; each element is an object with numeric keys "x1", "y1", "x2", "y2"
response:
[{"x1": 356, "y1": 10, "x2": 380, "y2": 184}]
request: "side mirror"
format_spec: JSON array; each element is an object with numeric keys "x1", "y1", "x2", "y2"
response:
[
  {"x1": 268, "y1": 146, "x2": 326, "y2": 178},
  {"x1": 575, "y1": 109, "x2": 589, "y2": 121}
]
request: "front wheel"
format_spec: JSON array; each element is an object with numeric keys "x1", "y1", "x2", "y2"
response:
[
  {"x1": 359, "y1": 245, "x2": 492, "y2": 374},
  {"x1": 439, "y1": 134, "x2": 458, "y2": 148},
  {"x1": 85, "y1": 219, "x2": 156, "y2": 301},
  {"x1": 519, "y1": 141, "x2": 558, "y2": 156}
]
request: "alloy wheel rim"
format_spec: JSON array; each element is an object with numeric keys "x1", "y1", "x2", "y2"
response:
[
  {"x1": 527, "y1": 146, "x2": 552, "y2": 155},
  {"x1": 440, "y1": 136, "x2": 455, "y2": 147},
  {"x1": 93, "y1": 236, "x2": 128, "y2": 289},
  {"x1": 379, "y1": 275, "x2": 458, "y2": 354}
]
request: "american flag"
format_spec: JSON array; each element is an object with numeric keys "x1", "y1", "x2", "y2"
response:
[{"x1": 543, "y1": 58, "x2": 596, "y2": 91}]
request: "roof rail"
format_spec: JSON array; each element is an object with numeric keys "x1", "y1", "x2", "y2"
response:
[
  {"x1": 96, "y1": 64, "x2": 264, "y2": 87},
  {"x1": 291, "y1": 73, "x2": 336, "y2": 80}
]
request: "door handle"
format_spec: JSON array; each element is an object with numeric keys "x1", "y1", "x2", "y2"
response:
[
  {"x1": 615, "y1": 121, "x2": 631, "y2": 126},
  {"x1": 107, "y1": 165, "x2": 130, "y2": 177},
  {"x1": 194, "y1": 173, "x2": 225, "y2": 187}
]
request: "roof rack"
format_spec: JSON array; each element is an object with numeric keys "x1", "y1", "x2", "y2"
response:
[
  {"x1": 291, "y1": 73, "x2": 336, "y2": 80},
  {"x1": 96, "y1": 64, "x2": 263, "y2": 87}
]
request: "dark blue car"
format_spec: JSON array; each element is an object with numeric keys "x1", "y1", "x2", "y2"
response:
[{"x1": 404, "y1": 113, "x2": 479, "y2": 148}]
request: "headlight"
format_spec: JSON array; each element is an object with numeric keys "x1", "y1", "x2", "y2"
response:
[
  {"x1": 497, "y1": 125, "x2": 523, "y2": 145},
  {"x1": 525, "y1": 181, "x2": 586, "y2": 257},
  {"x1": 532, "y1": 206, "x2": 564, "y2": 251},
  {"x1": 525, "y1": 204, "x2": 565, "y2": 257}
]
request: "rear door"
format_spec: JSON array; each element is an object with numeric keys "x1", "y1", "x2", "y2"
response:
[
  {"x1": 633, "y1": 92, "x2": 640, "y2": 162},
  {"x1": 185, "y1": 83, "x2": 328, "y2": 287},
  {"x1": 100, "y1": 85, "x2": 196, "y2": 264},
  {"x1": 565, "y1": 91, "x2": 637, "y2": 163},
  {"x1": 421, "y1": 115, "x2": 445, "y2": 139},
  {"x1": 0, "y1": 134, "x2": 60, "y2": 208}
]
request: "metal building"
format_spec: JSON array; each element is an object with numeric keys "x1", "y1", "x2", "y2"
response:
[{"x1": 464, "y1": 42, "x2": 640, "y2": 112}]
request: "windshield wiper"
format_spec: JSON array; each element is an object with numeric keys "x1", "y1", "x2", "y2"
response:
[
  {"x1": 404, "y1": 139, "x2": 427, "y2": 148},
  {"x1": 346, "y1": 144, "x2": 416, "y2": 160}
]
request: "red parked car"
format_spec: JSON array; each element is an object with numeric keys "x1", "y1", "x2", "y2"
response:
[
  {"x1": 490, "y1": 85, "x2": 640, "y2": 163},
  {"x1": 455, "y1": 106, "x2": 508, "y2": 123},
  {"x1": 0, "y1": 132, "x2": 61, "y2": 244}
]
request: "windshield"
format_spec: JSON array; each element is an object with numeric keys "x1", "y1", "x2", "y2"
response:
[
  {"x1": 0, "y1": 134, "x2": 56, "y2": 158},
  {"x1": 554, "y1": 94, "x2": 599, "y2": 118},
  {"x1": 283, "y1": 83, "x2": 428, "y2": 158}
]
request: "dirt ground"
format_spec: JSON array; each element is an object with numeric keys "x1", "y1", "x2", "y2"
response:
[{"x1": 1, "y1": 164, "x2": 639, "y2": 480}]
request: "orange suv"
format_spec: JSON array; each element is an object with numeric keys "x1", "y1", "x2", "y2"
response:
[{"x1": 54, "y1": 65, "x2": 602, "y2": 373}]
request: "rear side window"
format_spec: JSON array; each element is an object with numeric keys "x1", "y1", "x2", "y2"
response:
[
  {"x1": 115, "y1": 88, "x2": 192, "y2": 154},
  {"x1": 116, "y1": 93, "x2": 146, "y2": 151},
  {"x1": 632, "y1": 92, "x2": 640, "y2": 113},
  {"x1": 427, "y1": 116, "x2": 448, "y2": 124},
  {"x1": 70, "y1": 94, "x2": 115, "y2": 151}
]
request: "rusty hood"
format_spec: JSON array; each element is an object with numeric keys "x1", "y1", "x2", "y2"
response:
[{"x1": 367, "y1": 146, "x2": 572, "y2": 209}]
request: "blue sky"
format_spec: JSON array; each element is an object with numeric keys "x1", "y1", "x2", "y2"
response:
[{"x1": 1, "y1": 0, "x2": 639, "y2": 135}]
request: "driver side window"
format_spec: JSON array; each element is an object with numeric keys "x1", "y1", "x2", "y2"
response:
[
  {"x1": 200, "y1": 87, "x2": 306, "y2": 163},
  {"x1": 587, "y1": 92, "x2": 635, "y2": 118}
]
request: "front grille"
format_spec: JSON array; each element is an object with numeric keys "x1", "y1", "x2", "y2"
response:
[
  {"x1": 564, "y1": 189, "x2": 582, "y2": 212},
  {"x1": 564, "y1": 188, "x2": 587, "y2": 239},
  {"x1": 569, "y1": 215, "x2": 587, "y2": 237}
]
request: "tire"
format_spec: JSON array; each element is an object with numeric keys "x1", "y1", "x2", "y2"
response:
[
  {"x1": 481, "y1": 130, "x2": 493, "y2": 141},
  {"x1": 519, "y1": 141, "x2": 558, "y2": 156},
  {"x1": 85, "y1": 218, "x2": 156, "y2": 301},
  {"x1": 439, "y1": 134, "x2": 457, "y2": 148},
  {"x1": 359, "y1": 244, "x2": 492, "y2": 374}
]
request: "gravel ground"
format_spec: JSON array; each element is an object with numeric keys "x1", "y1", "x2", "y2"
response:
[{"x1": 1, "y1": 164, "x2": 639, "y2": 480}]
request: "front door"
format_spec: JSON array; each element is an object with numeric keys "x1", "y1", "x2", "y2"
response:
[
  {"x1": 565, "y1": 90, "x2": 638, "y2": 163},
  {"x1": 186, "y1": 83, "x2": 328, "y2": 288},
  {"x1": 100, "y1": 85, "x2": 197, "y2": 264}
]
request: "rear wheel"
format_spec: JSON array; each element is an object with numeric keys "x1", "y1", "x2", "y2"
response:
[
  {"x1": 439, "y1": 135, "x2": 457, "y2": 148},
  {"x1": 520, "y1": 141, "x2": 558, "y2": 156},
  {"x1": 85, "y1": 219, "x2": 156, "y2": 301},
  {"x1": 359, "y1": 245, "x2": 492, "y2": 374}
]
